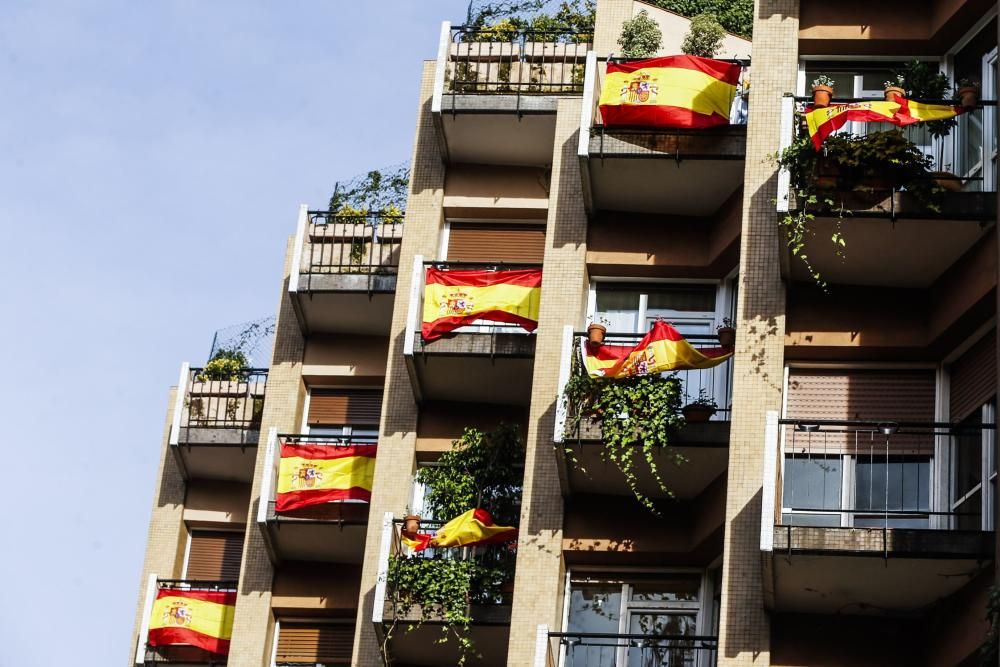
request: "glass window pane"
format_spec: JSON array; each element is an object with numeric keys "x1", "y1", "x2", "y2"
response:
[
  {"x1": 806, "y1": 71, "x2": 855, "y2": 96},
  {"x1": 567, "y1": 584, "x2": 622, "y2": 635},
  {"x1": 645, "y1": 285, "x2": 715, "y2": 313},
  {"x1": 595, "y1": 289, "x2": 641, "y2": 332},
  {"x1": 783, "y1": 456, "x2": 842, "y2": 510},
  {"x1": 781, "y1": 512, "x2": 841, "y2": 527},
  {"x1": 626, "y1": 614, "x2": 697, "y2": 667},
  {"x1": 630, "y1": 577, "x2": 700, "y2": 602},
  {"x1": 855, "y1": 458, "x2": 929, "y2": 512}
]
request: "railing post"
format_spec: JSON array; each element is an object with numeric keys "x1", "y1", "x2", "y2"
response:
[
  {"x1": 760, "y1": 411, "x2": 780, "y2": 552},
  {"x1": 403, "y1": 255, "x2": 424, "y2": 357},
  {"x1": 169, "y1": 362, "x2": 189, "y2": 446},
  {"x1": 289, "y1": 204, "x2": 307, "y2": 293},
  {"x1": 431, "y1": 21, "x2": 451, "y2": 115},
  {"x1": 533, "y1": 624, "x2": 551, "y2": 667},
  {"x1": 577, "y1": 51, "x2": 597, "y2": 159},
  {"x1": 553, "y1": 325, "x2": 576, "y2": 446},
  {"x1": 776, "y1": 94, "x2": 796, "y2": 213},
  {"x1": 134, "y1": 573, "x2": 158, "y2": 665},
  {"x1": 256, "y1": 428, "x2": 278, "y2": 527},
  {"x1": 372, "y1": 511, "x2": 395, "y2": 623}
]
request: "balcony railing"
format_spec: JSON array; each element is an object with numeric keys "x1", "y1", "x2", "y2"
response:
[
  {"x1": 547, "y1": 631, "x2": 718, "y2": 667},
  {"x1": 444, "y1": 25, "x2": 592, "y2": 99},
  {"x1": 777, "y1": 418, "x2": 995, "y2": 533},
  {"x1": 302, "y1": 211, "x2": 403, "y2": 278},
  {"x1": 181, "y1": 366, "x2": 267, "y2": 431},
  {"x1": 138, "y1": 578, "x2": 237, "y2": 666}
]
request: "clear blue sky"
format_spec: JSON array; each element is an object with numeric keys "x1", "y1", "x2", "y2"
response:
[{"x1": 0, "y1": 1, "x2": 467, "y2": 664}]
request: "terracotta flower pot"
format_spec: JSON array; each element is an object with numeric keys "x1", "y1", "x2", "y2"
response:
[
  {"x1": 930, "y1": 171, "x2": 963, "y2": 192},
  {"x1": 958, "y1": 86, "x2": 979, "y2": 109},
  {"x1": 716, "y1": 327, "x2": 736, "y2": 348},
  {"x1": 403, "y1": 514, "x2": 421, "y2": 534},
  {"x1": 682, "y1": 404, "x2": 716, "y2": 423},
  {"x1": 812, "y1": 85, "x2": 833, "y2": 108},
  {"x1": 587, "y1": 323, "x2": 606, "y2": 346},
  {"x1": 884, "y1": 86, "x2": 906, "y2": 102}
]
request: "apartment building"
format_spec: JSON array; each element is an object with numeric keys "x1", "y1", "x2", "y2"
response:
[{"x1": 129, "y1": 0, "x2": 999, "y2": 665}]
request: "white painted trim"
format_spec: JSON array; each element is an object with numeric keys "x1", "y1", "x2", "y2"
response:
[
  {"x1": 372, "y1": 511, "x2": 395, "y2": 623},
  {"x1": 169, "y1": 362, "x2": 189, "y2": 446},
  {"x1": 796, "y1": 61, "x2": 806, "y2": 97},
  {"x1": 257, "y1": 428, "x2": 278, "y2": 526},
  {"x1": 760, "y1": 411, "x2": 780, "y2": 552},
  {"x1": 799, "y1": 54, "x2": 941, "y2": 62},
  {"x1": 553, "y1": 325, "x2": 575, "y2": 445},
  {"x1": 181, "y1": 530, "x2": 193, "y2": 578},
  {"x1": 403, "y1": 254, "x2": 424, "y2": 357},
  {"x1": 578, "y1": 51, "x2": 597, "y2": 158},
  {"x1": 269, "y1": 618, "x2": 280, "y2": 667},
  {"x1": 135, "y1": 573, "x2": 158, "y2": 665},
  {"x1": 776, "y1": 95, "x2": 795, "y2": 213},
  {"x1": 785, "y1": 361, "x2": 938, "y2": 370},
  {"x1": 431, "y1": 21, "x2": 450, "y2": 115},
  {"x1": 534, "y1": 624, "x2": 551, "y2": 667},
  {"x1": 299, "y1": 391, "x2": 311, "y2": 434},
  {"x1": 289, "y1": 204, "x2": 307, "y2": 294},
  {"x1": 438, "y1": 221, "x2": 451, "y2": 260}
]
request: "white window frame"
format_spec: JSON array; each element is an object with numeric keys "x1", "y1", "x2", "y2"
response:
[{"x1": 948, "y1": 400, "x2": 995, "y2": 531}]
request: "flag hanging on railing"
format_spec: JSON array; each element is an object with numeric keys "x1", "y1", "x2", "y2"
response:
[
  {"x1": 599, "y1": 55, "x2": 741, "y2": 128},
  {"x1": 402, "y1": 508, "x2": 517, "y2": 552},
  {"x1": 422, "y1": 267, "x2": 542, "y2": 341},
  {"x1": 275, "y1": 443, "x2": 377, "y2": 512},
  {"x1": 147, "y1": 588, "x2": 237, "y2": 655},
  {"x1": 583, "y1": 321, "x2": 732, "y2": 379},
  {"x1": 804, "y1": 98, "x2": 964, "y2": 149}
]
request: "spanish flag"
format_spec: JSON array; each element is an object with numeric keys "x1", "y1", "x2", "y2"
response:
[
  {"x1": 805, "y1": 98, "x2": 963, "y2": 149},
  {"x1": 599, "y1": 56, "x2": 740, "y2": 128},
  {"x1": 275, "y1": 443, "x2": 377, "y2": 512},
  {"x1": 584, "y1": 321, "x2": 732, "y2": 379},
  {"x1": 402, "y1": 509, "x2": 517, "y2": 552},
  {"x1": 422, "y1": 267, "x2": 542, "y2": 341},
  {"x1": 148, "y1": 588, "x2": 236, "y2": 655}
]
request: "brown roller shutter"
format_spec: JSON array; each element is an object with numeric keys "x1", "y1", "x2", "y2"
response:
[
  {"x1": 950, "y1": 329, "x2": 997, "y2": 421},
  {"x1": 276, "y1": 622, "x2": 354, "y2": 664},
  {"x1": 785, "y1": 369, "x2": 936, "y2": 454},
  {"x1": 308, "y1": 389, "x2": 383, "y2": 427},
  {"x1": 447, "y1": 223, "x2": 545, "y2": 263},
  {"x1": 185, "y1": 530, "x2": 243, "y2": 581}
]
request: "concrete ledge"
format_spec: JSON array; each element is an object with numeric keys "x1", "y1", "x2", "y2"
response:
[
  {"x1": 569, "y1": 418, "x2": 730, "y2": 445},
  {"x1": 791, "y1": 190, "x2": 997, "y2": 221},
  {"x1": 772, "y1": 525, "x2": 995, "y2": 558},
  {"x1": 175, "y1": 427, "x2": 260, "y2": 447},
  {"x1": 383, "y1": 602, "x2": 513, "y2": 626},
  {"x1": 297, "y1": 273, "x2": 397, "y2": 293},
  {"x1": 437, "y1": 93, "x2": 567, "y2": 114},
  {"x1": 589, "y1": 126, "x2": 747, "y2": 159},
  {"x1": 412, "y1": 331, "x2": 537, "y2": 358}
]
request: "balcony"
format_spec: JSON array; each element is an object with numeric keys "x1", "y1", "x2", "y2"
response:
[
  {"x1": 403, "y1": 257, "x2": 537, "y2": 406},
  {"x1": 760, "y1": 412, "x2": 995, "y2": 615},
  {"x1": 554, "y1": 328, "x2": 732, "y2": 499},
  {"x1": 432, "y1": 22, "x2": 592, "y2": 166},
  {"x1": 289, "y1": 207, "x2": 403, "y2": 335},
  {"x1": 373, "y1": 514, "x2": 513, "y2": 667},
  {"x1": 257, "y1": 432, "x2": 372, "y2": 564},
  {"x1": 776, "y1": 95, "x2": 996, "y2": 288},
  {"x1": 135, "y1": 578, "x2": 237, "y2": 666},
  {"x1": 169, "y1": 363, "x2": 266, "y2": 483},
  {"x1": 579, "y1": 54, "x2": 748, "y2": 215},
  {"x1": 535, "y1": 628, "x2": 719, "y2": 667}
]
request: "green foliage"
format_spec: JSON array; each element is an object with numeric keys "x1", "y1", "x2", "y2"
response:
[
  {"x1": 680, "y1": 13, "x2": 724, "y2": 58},
  {"x1": 465, "y1": 0, "x2": 595, "y2": 36},
  {"x1": 811, "y1": 74, "x2": 835, "y2": 88},
  {"x1": 196, "y1": 348, "x2": 248, "y2": 382},
  {"x1": 648, "y1": 0, "x2": 752, "y2": 39},
  {"x1": 686, "y1": 388, "x2": 717, "y2": 409},
  {"x1": 328, "y1": 164, "x2": 409, "y2": 215},
  {"x1": 894, "y1": 60, "x2": 956, "y2": 138},
  {"x1": 562, "y1": 350, "x2": 685, "y2": 513},
  {"x1": 618, "y1": 10, "x2": 662, "y2": 58},
  {"x1": 981, "y1": 585, "x2": 1000, "y2": 665}
]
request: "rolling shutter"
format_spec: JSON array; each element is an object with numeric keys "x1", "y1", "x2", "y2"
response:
[
  {"x1": 447, "y1": 223, "x2": 545, "y2": 263},
  {"x1": 275, "y1": 622, "x2": 354, "y2": 665},
  {"x1": 950, "y1": 329, "x2": 997, "y2": 421},
  {"x1": 307, "y1": 389, "x2": 383, "y2": 427},
  {"x1": 785, "y1": 369, "x2": 936, "y2": 454},
  {"x1": 185, "y1": 530, "x2": 244, "y2": 581}
]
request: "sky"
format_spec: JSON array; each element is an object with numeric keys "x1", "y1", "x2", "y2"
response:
[{"x1": 0, "y1": 1, "x2": 469, "y2": 664}]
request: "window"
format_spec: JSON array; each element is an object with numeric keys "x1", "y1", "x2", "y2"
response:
[
  {"x1": 274, "y1": 620, "x2": 354, "y2": 666},
  {"x1": 305, "y1": 388, "x2": 381, "y2": 441},
  {"x1": 782, "y1": 456, "x2": 842, "y2": 526},
  {"x1": 951, "y1": 402, "x2": 995, "y2": 530},
  {"x1": 854, "y1": 458, "x2": 930, "y2": 528},
  {"x1": 185, "y1": 530, "x2": 244, "y2": 581}
]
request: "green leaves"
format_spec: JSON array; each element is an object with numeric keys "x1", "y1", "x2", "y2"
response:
[
  {"x1": 196, "y1": 348, "x2": 249, "y2": 381},
  {"x1": 618, "y1": 10, "x2": 662, "y2": 58},
  {"x1": 650, "y1": 0, "x2": 753, "y2": 39},
  {"x1": 680, "y1": 13, "x2": 725, "y2": 58}
]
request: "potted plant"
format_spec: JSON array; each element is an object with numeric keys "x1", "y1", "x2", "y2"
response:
[
  {"x1": 682, "y1": 390, "x2": 718, "y2": 423},
  {"x1": 403, "y1": 514, "x2": 421, "y2": 535},
  {"x1": 587, "y1": 317, "x2": 609, "y2": 346},
  {"x1": 811, "y1": 74, "x2": 835, "y2": 108},
  {"x1": 956, "y1": 77, "x2": 979, "y2": 108},
  {"x1": 883, "y1": 73, "x2": 907, "y2": 102},
  {"x1": 716, "y1": 318, "x2": 736, "y2": 347}
]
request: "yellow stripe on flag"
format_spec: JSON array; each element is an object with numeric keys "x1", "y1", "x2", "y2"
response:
[
  {"x1": 150, "y1": 595, "x2": 235, "y2": 640},
  {"x1": 277, "y1": 455, "x2": 376, "y2": 494},
  {"x1": 422, "y1": 282, "x2": 540, "y2": 326},
  {"x1": 600, "y1": 67, "x2": 736, "y2": 119}
]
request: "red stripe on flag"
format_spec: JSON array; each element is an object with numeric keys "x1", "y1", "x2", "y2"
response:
[
  {"x1": 606, "y1": 55, "x2": 740, "y2": 83},
  {"x1": 426, "y1": 267, "x2": 542, "y2": 288},
  {"x1": 600, "y1": 104, "x2": 730, "y2": 128},
  {"x1": 421, "y1": 311, "x2": 539, "y2": 341},
  {"x1": 280, "y1": 443, "x2": 377, "y2": 461},
  {"x1": 275, "y1": 486, "x2": 372, "y2": 512},
  {"x1": 155, "y1": 589, "x2": 236, "y2": 605},
  {"x1": 147, "y1": 627, "x2": 231, "y2": 655}
]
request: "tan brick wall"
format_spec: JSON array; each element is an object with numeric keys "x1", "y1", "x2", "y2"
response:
[
  {"x1": 506, "y1": 97, "x2": 588, "y2": 666},
  {"x1": 127, "y1": 388, "x2": 188, "y2": 665},
  {"x1": 351, "y1": 60, "x2": 446, "y2": 667},
  {"x1": 718, "y1": 1, "x2": 799, "y2": 665},
  {"x1": 227, "y1": 236, "x2": 306, "y2": 667},
  {"x1": 593, "y1": 0, "x2": 633, "y2": 56}
]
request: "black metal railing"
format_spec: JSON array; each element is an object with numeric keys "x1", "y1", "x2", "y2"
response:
[
  {"x1": 182, "y1": 367, "x2": 267, "y2": 430},
  {"x1": 550, "y1": 632, "x2": 718, "y2": 667},
  {"x1": 156, "y1": 578, "x2": 238, "y2": 593},
  {"x1": 780, "y1": 418, "x2": 995, "y2": 531},
  {"x1": 446, "y1": 26, "x2": 592, "y2": 97},
  {"x1": 789, "y1": 97, "x2": 996, "y2": 193},
  {"x1": 304, "y1": 211, "x2": 404, "y2": 277}
]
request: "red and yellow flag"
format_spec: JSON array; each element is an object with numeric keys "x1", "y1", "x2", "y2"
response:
[
  {"x1": 599, "y1": 55, "x2": 740, "y2": 128},
  {"x1": 422, "y1": 267, "x2": 542, "y2": 341},
  {"x1": 584, "y1": 321, "x2": 732, "y2": 379},
  {"x1": 402, "y1": 509, "x2": 517, "y2": 552},
  {"x1": 148, "y1": 588, "x2": 236, "y2": 655},
  {"x1": 275, "y1": 443, "x2": 376, "y2": 512},
  {"x1": 804, "y1": 98, "x2": 963, "y2": 149}
]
